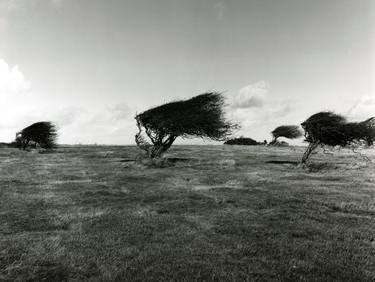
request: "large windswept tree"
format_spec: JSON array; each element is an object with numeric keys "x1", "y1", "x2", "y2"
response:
[
  {"x1": 270, "y1": 125, "x2": 302, "y2": 145},
  {"x1": 16, "y1": 121, "x2": 58, "y2": 150},
  {"x1": 301, "y1": 112, "x2": 375, "y2": 164},
  {"x1": 135, "y1": 92, "x2": 237, "y2": 158}
]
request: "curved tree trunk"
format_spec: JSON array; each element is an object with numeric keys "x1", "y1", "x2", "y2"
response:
[
  {"x1": 22, "y1": 138, "x2": 30, "y2": 150},
  {"x1": 135, "y1": 117, "x2": 177, "y2": 159},
  {"x1": 301, "y1": 142, "x2": 319, "y2": 164},
  {"x1": 149, "y1": 135, "x2": 177, "y2": 159},
  {"x1": 269, "y1": 137, "x2": 278, "y2": 146}
]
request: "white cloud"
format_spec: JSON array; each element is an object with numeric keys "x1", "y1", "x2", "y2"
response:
[
  {"x1": 0, "y1": 103, "x2": 137, "y2": 144},
  {"x1": 230, "y1": 102, "x2": 292, "y2": 128},
  {"x1": 347, "y1": 95, "x2": 375, "y2": 121},
  {"x1": 50, "y1": 0, "x2": 63, "y2": 9},
  {"x1": 230, "y1": 81, "x2": 269, "y2": 109},
  {"x1": 0, "y1": 58, "x2": 134, "y2": 145},
  {"x1": 58, "y1": 104, "x2": 136, "y2": 144},
  {"x1": 228, "y1": 103, "x2": 302, "y2": 144},
  {"x1": 6, "y1": 0, "x2": 21, "y2": 11},
  {"x1": 109, "y1": 103, "x2": 133, "y2": 121},
  {"x1": 0, "y1": 58, "x2": 30, "y2": 96},
  {"x1": 214, "y1": 2, "x2": 225, "y2": 20},
  {"x1": 226, "y1": 81, "x2": 302, "y2": 143},
  {"x1": 0, "y1": 17, "x2": 8, "y2": 35},
  {"x1": 5, "y1": 0, "x2": 63, "y2": 11}
]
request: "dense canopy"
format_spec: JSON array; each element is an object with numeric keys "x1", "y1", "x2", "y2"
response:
[
  {"x1": 136, "y1": 92, "x2": 234, "y2": 140},
  {"x1": 300, "y1": 112, "x2": 375, "y2": 164},
  {"x1": 224, "y1": 137, "x2": 260, "y2": 146},
  {"x1": 302, "y1": 112, "x2": 375, "y2": 147},
  {"x1": 271, "y1": 125, "x2": 302, "y2": 141},
  {"x1": 16, "y1": 121, "x2": 57, "y2": 150},
  {"x1": 135, "y1": 92, "x2": 236, "y2": 158}
]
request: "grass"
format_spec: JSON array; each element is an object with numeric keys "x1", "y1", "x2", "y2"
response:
[{"x1": 0, "y1": 145, "x2": 374, "y2": 281}]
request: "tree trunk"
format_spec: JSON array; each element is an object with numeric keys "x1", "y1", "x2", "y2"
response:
[
  {"x1": 269, "y1": 137, "x2": 277, "y2": 146},
  {"x1": 301, "y1": 142, "x2": 319, "y2": 164},
  {"x1": 22, "y1": 138, "x2": 30, "y2": 150},
  {"x1": 149, "y1": 135, "x2": 177, "y2": 159},
  {"x1": 134, "y1": 118, "x2": 178, "y2": 159}
]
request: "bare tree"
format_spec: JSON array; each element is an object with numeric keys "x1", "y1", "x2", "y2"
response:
[{"x1": 135, "y1": 92, "x2": 237, "y2": 159}]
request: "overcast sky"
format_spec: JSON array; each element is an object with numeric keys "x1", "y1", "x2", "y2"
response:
[{"x1": 0, "y1": 0, "x2": 374, "y2": 144}]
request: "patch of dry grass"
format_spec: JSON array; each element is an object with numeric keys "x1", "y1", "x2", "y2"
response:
[{"x1": 0, "y1": 145, "x2": 374, "y2": 281}]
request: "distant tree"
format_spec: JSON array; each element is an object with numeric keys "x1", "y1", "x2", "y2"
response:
[
  {"x1": 300, "y1": 112, "x2": 375, "y2": 164},
  {"x1": 269, "y1": 140, "x2": 290, "y2": 147},
  {"x1": 270, "y1": 125, "x2": 302, "y2": 145},
  {"x1": 224, "y1": 137, "x2": 260, "y2": 145},
  {"x1": 16, "y1": 121, "x2": 58, "y2": 150},
  {"x1": 135, "y1": 92, "x2": 237, "y2": 158}
]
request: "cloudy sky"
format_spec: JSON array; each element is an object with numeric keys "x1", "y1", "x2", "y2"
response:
[{"x1": 0, "y1": 0, "x2": 374, "y2": 144}]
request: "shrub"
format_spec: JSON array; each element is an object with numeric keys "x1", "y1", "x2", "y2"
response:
[{"x1": 224, "y1": 137, "x2": 260, "y2": 145}]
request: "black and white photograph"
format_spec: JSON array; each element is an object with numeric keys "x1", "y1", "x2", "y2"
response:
[{"x1": 0, "y1": 0, "x2": 374, "y2": 281}]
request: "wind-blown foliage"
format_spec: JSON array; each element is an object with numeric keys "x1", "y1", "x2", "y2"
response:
[
  {"x1": 16, "y1": 121, "x2": 58, "y2": 150},
  {"x1": 224, "y1": 137, "x2": 261, "y2": 145},
  {"x1": 270, "y1": 125, "x2": 302, "y2": 144},
  {"x1": 135, "y1": 92, "x2": 237, "y2": 158},
  {"x1": 301, "y1": 112, "x2": 375, "y2": 164}
]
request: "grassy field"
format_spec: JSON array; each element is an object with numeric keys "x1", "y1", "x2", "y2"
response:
[{"x1": 0, "y1": 145, "x2": 375, "y2": 281}]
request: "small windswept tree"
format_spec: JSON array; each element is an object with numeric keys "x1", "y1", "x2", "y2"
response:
[
  {"x1": 301, "y1": 112, "x2": 375, "y2": 164},
  {"x1": 270, "y1": 125, "x2": 302, "y2": 145},
  {"x1": 16, "y1": 121, "x2": 58, "y2": 150},
  {"x1": 135, "y1": 92, "x2": 237, "y2": 158}
]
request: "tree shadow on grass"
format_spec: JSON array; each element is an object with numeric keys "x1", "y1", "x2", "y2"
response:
[
  {"x1": 304, "y1": 162, "x2": 340, "y2": 172},
  {"x1": 164, "y1": 157, "x2": 191, "y2": 163},
  {"x1": 266, "y1": 160, "x2": 300, "y2": 165},
  {"x1": 130, "y1": 156, "x2": 194, "y2": 168},
  {"x1": 38, "y1": 149, "x2": 56, "y2": 154},
  {"x1": 118, "y1": 158, "x2": 136, "y2": 163}
]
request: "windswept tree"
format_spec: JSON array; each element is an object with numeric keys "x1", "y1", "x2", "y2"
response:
[
  {"x1": 270, "y1": 125, "x2": 302, "y2": 145},
  {"x1": 301, "y1": 111, "x2": 375, "y2": 164},
  {"x1": 16, "y1": 121, "x2": 58, "y2": 150},
  {"x1": 135, "y1": 92, "x2": 237, "y2": 158}
]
